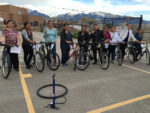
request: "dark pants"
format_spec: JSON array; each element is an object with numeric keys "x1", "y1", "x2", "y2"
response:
[
  {"x1": 7, "y1": 47, "x2": 19, "y2": 69},
  {"x1": 79, "y1": 43, "x2": 88, "y2": 52},
  {"x1": 92, "y1": 43, "x2": 104, "y2": 62},
  {"x1": 79, "y1": 43, "x2": 89, "y2": 63},
  {"x1": 108, "y1": 45, "x2": 116, "y2": 61},
  {"x1": 45, "y1": 43, "x2": 56, "y2": 61},
  {"x1": 61, "y1": 44, "x2": 70, "y2": 64},
  {"x1": 22, "y1": 44, "x2": 33, "y2": 66},
  {"x1": 120, "y1": 44, "x2": 127, "y2": 59}
]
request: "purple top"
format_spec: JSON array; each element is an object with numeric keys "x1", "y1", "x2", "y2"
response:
[{"x1": 2, "y1": 29, "x2": 18, "y2": 44}]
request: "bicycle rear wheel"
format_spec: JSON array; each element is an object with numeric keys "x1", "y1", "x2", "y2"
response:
[
  {"x1": 77, "y1": 52, "x2": 90, "y2": 70},
  {"x1": 99, "y1": 52, "x2": 109, "y2": 70},
  {"x1": 35, "y1": 52, "x2": 45, "y2": 72},
  {"x1": 2, "y1": 53, "x2": 11, "y2": 79},
  {"x1": 47, "y1": 52, "x2": 60, "y2": 71}
]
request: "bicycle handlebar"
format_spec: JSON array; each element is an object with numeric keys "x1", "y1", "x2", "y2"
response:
[{"x1": 0, "y1": 43, "x2": 16, "y2": 47}]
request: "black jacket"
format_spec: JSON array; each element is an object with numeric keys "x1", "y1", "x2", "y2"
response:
[
  {"x1": 90, "y1": 29, "x2": 105, "y2": 43},
  {"x1": 60, "y1": 29, "x2": 73, "y2": 46},
  {"x1": 78, "y1": 31, "x2": 90, "y2": 44}
]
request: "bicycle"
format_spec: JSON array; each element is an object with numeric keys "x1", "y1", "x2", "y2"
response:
[
  {"x1": 90, "y1": 42, "x2": 110, "y2": 70},
  {"x1": 39, "y1": 42, "x2": 60, "y2": 71},
  {"x1": 69, "y1": 43, "x2": 79, "y2": 71},
  {"x1": 32, "y1": 43, "x2": 45, "y2": 72},
  {"x1": 125, "y1": 41, "x2": 136, "y2": 64},
  {"x1": 77, "y1": 43, "x2": 90, "y2": 70},
  {"x1": 135, "y1": 41, "x2": 150, "y2": 65},
  {"x1": 0, "y1": 43, "x2": 12, "y2": 79},
  {"x1": 115, "y1": 43, "x2": 123, "y2": 65}
]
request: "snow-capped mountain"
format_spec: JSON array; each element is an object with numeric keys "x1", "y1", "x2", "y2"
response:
[
  {"x1": 25, "y1": 9, "x2": 150, "y2": 25},
  {"x1": 56, "y1": 12, "x2": 150, "y2": 25},
  {"x1": 27, "y1": 9, "x2": 50, "y2": 18}
]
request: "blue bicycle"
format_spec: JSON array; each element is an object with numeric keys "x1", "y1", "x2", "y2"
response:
[{"x1": 0, "y1": 43, "x2": 11, "y2": 79}]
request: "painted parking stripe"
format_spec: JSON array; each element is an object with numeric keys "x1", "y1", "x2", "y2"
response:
[
  {"x1": 122, "y1": 64, "x2": 150, "y2": 74},
  {"x1": 87, "y1": 64, "x2": 150, "y2": 113},
  {"x1": 87, "y1": 94, "x2": 150, "y2": 113},
  {"x1": 19, "y1": 65, "x2": 35, "y2": 113}
]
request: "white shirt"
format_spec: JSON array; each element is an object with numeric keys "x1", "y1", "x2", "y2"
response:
[
  {"x1": 110, "y1": 32, "x2": 122, "y2": 45},
  {"x1": 120, "y1": 28, "x2": 136, "y2": 42}
]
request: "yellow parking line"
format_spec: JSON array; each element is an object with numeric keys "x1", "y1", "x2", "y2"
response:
[
  {"x1": 87, "y1": 64, "x2": 150, "y2": 113},
  {"x1": 24, "y1": 74, "x2": 32, "y2": 78},
  {"x1": 19, "y1": 65, "x2": 35, "y2": 113},
  {"x1": 122, "y1": 64, "x2": 150, "y2": 74},
  {"x1": 87, "y1": 94, "x2": 150, "y2": 113}
]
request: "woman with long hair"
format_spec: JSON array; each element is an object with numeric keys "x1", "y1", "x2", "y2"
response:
[
  {"x1": 22, "y1": 22, "x2": 36, "y2": 69},
  {"x1": 0, "y1": 20, "x2": 20, "y2": 71}
]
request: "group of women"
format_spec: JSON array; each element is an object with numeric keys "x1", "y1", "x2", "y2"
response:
[{"x1": 0, "y1": 19, "x2": 144, "y2": 71}]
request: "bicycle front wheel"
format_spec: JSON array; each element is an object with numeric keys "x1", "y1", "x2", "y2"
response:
[
  {"x1": 77, "y1": 52, "x2": 90, "y2": 70},
  {"x1": 128, "y1": 48, "x2": 136, "y2": 64},
  {"x1": 39, "y1": 45, "x2": 46, "y2": 63},
  {"x1": 116, "y1": 50, "x2": 122, "y2": 65},
  {"x1": 99, "y1": 52, "x2": 109, "y2": 70},
  {"x1": 47, "y1": 52, "x2": 60, "y2": 71},
  {"x1": 73, "y1": 51, "x2": 78, "y2": 71},
  {"x1": 35, "y1": 52, "x2": 45, "y2": 72},
  {"x1": 2, "y1": 53, "x2": 11, "y2": 79},
  {"x1": 146, "y1": 49, "x2": 150, "y2": 65}
]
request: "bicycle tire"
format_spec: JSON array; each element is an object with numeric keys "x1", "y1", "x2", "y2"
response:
[
  {"x1": 35, "y1": 52, "x2": 45, "y2": 72},
  {"x1": 77, "y1": 52, "x2": 90, "y2": 70},
  {"x1": 47, "y1": 52, "x2": 60, "y2": 71},
  {"x1": 2, "y1": 53, "x2": 11, "y2": 79},
  {"x1": 128, "y1": 48, "x2": 136, "y2": 64},
  {"x1": 146, "y1": 49, "x2": 150, "y2": 65},
  {"x1": 73, "y1": 51, "x2": 77, "y2": 71},
  {"x1": 37, "y1": 84, "x2": 68, "y2": 99},
  {"x1": 116, "y1": 50, "x2": 122, "y2": 65},
  {"x1": 39, "y1": 45, "x2": 46, "y2": 63},
  {"x1": 99, "y1": 52, "x2": 109, "y2": 70}
]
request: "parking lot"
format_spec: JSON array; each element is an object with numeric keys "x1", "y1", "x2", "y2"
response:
[{"x1": 1, "y1": 32, "x2": 150, "y2": 113}]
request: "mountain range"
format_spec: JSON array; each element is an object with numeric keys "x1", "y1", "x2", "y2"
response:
[{"x1": 27, "y1": 9, "x2": 150, "y2": 25}]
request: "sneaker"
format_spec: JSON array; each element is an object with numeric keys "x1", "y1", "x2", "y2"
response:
[
  {"x1": 26, "y1": 65, "x2": 30, "y2": 69},
  {"x1": 62, "y1": 63, "x2": 68, "y2": 67}
]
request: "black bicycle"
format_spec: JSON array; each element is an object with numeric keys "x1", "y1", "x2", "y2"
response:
[
  {"x1": 116, "y1": 43, "x2": 123, "y2": 65},
  {"x1": 77, "y1": 43, "x2": 90, "y2": 70},
  {"x1": 0, "y1": 43, "x2": 12, "y2": 79},
  {"x1": 32, "y1": 43, "x2": 45, "y2": 72},
  {"x1": 136, "y1": 41, "x2": 150, "y2": 65},
  {"x1": 39, "y1": 42, "x2": 60, "y2": 71},
  {"x1": 125, "y1": 41, "x2": 136, "y2": 64},
  {"x1": 90, "y1": 42, "x2": 110, "y2": 70}
]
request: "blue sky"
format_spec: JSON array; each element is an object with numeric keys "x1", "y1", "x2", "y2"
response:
[{"x1": 0, "y1": 0, "x2": 150, "y2": 20}]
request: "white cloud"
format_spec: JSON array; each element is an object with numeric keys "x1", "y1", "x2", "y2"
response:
[{"x1": 0, "y1": 0, "x2": 150, "y2": 20}]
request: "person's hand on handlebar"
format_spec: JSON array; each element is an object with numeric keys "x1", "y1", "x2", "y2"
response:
[
  {"x1": 140, "y1": 41, "x2": 145, "y2": 44},
  {"x1": 121, "y1": 41, "x2": 125, "y2": 44},
  {"x1": 32, "y1": 41, "x2": 36, "y2": 44},
  {"x1": 66, "y1": 41, "x2": 72, "y2": 44}
]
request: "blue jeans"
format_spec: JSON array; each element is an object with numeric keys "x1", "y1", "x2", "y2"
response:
[{"x1": 61, "y1": 44, "x2": 70, "y2": 64}]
